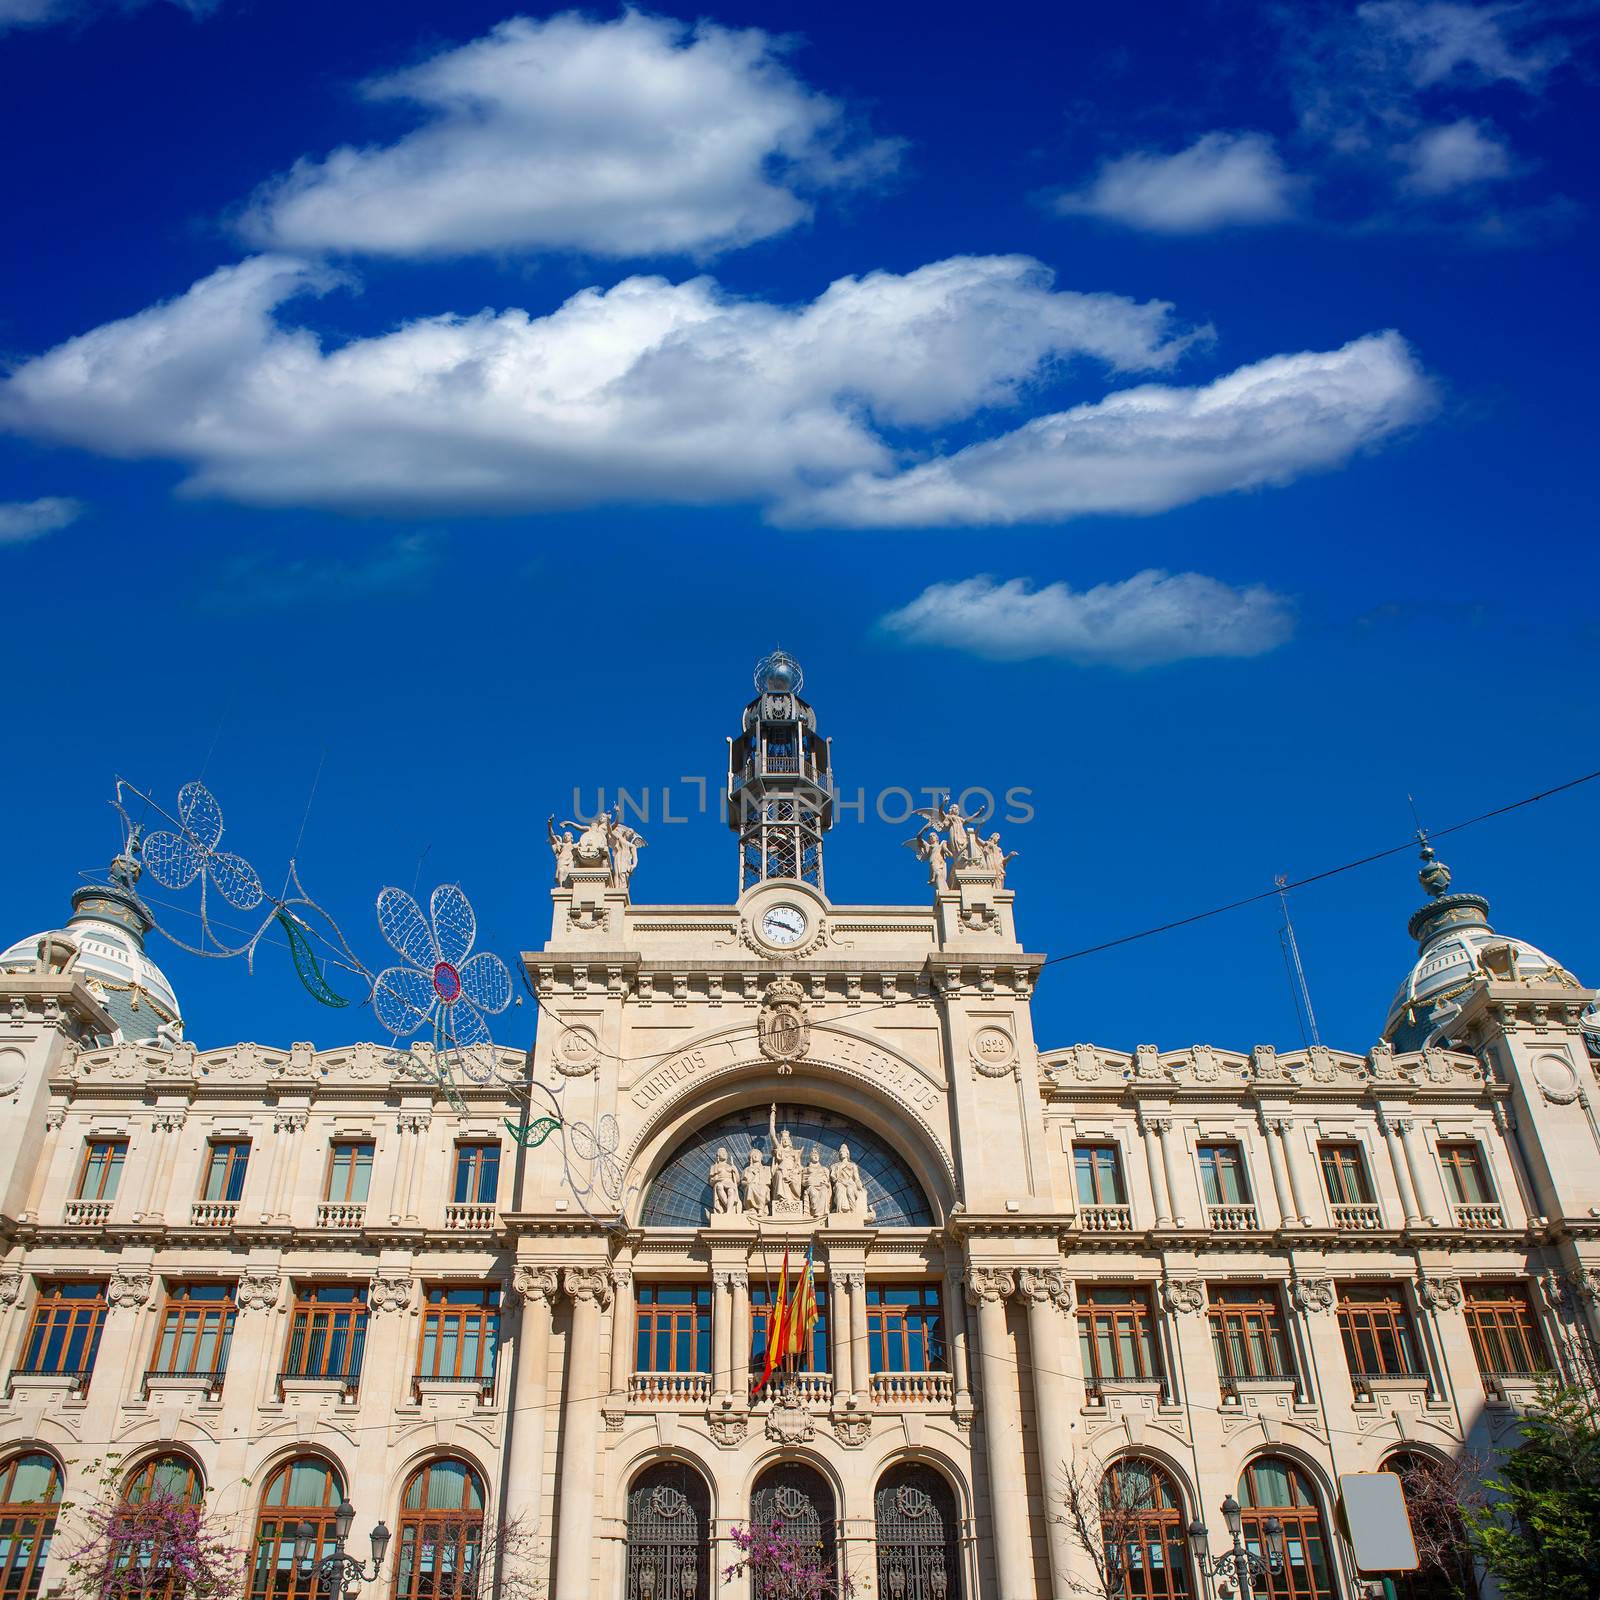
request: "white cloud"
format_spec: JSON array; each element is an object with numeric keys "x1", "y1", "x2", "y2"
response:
[
  {"x1": 0, "y1": 496, "x2": 82, "y2": 544},
  {"x1": 1399, "y1": 117, "x2": 1514, "y2": 191},
  {"x1": 1053, "y1": 132, "x2": 1299, "y2": 233},
  {"x1": 0, "y1": 253, "x2": 1205, "y2": 516},
  {"x1": 1358, "y1": 0, "x2": 1568, "y2": 87},
  {"x1": 782, "y1": 332, "x2": 1433, "y2": 528},
  {"x1": 239, "y1": 11, "x2": 900, "y2": 261},
  {"x1": 880, "y1": 570, "x2": 1296, "y2": 668}
]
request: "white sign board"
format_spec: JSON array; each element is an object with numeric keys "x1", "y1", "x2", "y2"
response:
[{"x1": 1340, "y1": 1473, "x2": 1419, "y2": 1573}]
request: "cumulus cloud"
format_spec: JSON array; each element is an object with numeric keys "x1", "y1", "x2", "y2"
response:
[
  {"x1": 782, "y1": 332, "x2": 1433, "y2": 527},
  {"x1": 880, "y1": 570, "x2": 1296, "y2": 668},
  {"x1": 1052, "y1": 131, "x2": 1299, "y2": 233},
  {"x1": 0, "y1": 253, "x2": 1205, "y2": 516},
  {"x1": 1399, "y1": 117, "x2": 1514, "y2": 191},
  {"x1": 239, "y1": 11, "x2": 900, "y2": 260},
  {"x1": 0, "y1": 496, "x2": 83, "y2": 544}
]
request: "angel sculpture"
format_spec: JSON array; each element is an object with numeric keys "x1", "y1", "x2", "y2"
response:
[
  {"x1": 547, "y1": 817, "x2": 577, "y2": 885},
  {"x1": 914, "y1": 796, "x2": 974, "y2": 865},
  {"x1": 561, "y1": 812, "x2": 613, "y2": 870},
  {"x1": 606, "y1": 818, "x2": 647, "y2": 890},
  {"x1": 903, "y1": 829, "x2": 950, "y2": 889},
  {"x1": 976, "y1": 831, "x2": 1019, "y2": 887}
]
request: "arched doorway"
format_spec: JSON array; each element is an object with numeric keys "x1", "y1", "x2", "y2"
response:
[
  {"x1": 249, "y1": 1457, "x2": 344, "y2": 1600},
  {"x1": 751, "y1": 1463, "x2": 837, "y2": 1582},
  {"x1": 1237, "y1": 1458, "x2": 1335, "y2": 1600},
  {"x1": 624, "y1": 1462, "x2": 711, "y2": 1600},
  {"x1": 1100, "y1": 1457, "x2": 1190, "y2": 1600},
  {"x1": 1381, "y1": 1452, "x2": 1476, "y2": 1600},
  {"x1": 0, "y1": 1452, "x2": 62, "y2": 1600},
  {"x1": 874, "y1": 1464, "x2": 961, "y2": 1599},
  {"x1": 394, "y1": 1459, "x2": 486, "y2": 1600}
]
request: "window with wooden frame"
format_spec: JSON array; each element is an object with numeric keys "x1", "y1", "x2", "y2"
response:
[
  {"x1": 635, "y1": 1284, "x2": 713, "y2": 1374},
  {"x1": 866, "y1": 1284, "x2": 945, "y2": 1373},
  {"x1": 1462, "y1": 1282, "x2": 1548, "y2": 1379},
  {"x1": 1336, "y1": 1284, "x2": 1421, "y2": 1385},
  {"x1": 1074, "y1": 1145, "x2": 1127, "y2": 1207},
  {"x1": 749, "y1": 1282, "x2": 830, "y2": 1376},
  {"x1": 248, "y1": 1458, "x2": 343, "y2": 1600},
  {"x1": 451, "y1": 1144, "x2": 499, "y2": 1206},
  {"x1": 416, "y1": 1286, "x2": 500, "y2": 1398},
  {"x1": 123, "y1": 1455, "x2": 202, "y2": 1506},
  {"x1": 393, "y1": 1460, "x2": 485, "y2": 1600},
  {"x1": 75, "y1": 1140, "x2": 125, "y2": 1202},
  {"x1": 281, "y1": 1284, "x2": 368, "y2": 1392},
  {"x1": 17, "y1": 1281, "x2": 107, "y2": 1383},
  {"x1": 1207, "y1": 1286, "x2": 1295, "y2": 1390},
  {"x1": 200, "y1": 1142, "x2": 249, "y2": 1204},
  {"x1": 1317, "y1": 1144, "x2": 1372, "y2": 1206},
  {"x1": 0, "y1": 1452, "x2": 63, "y2": 1600},
  {"x1": 1237, "y1": 1457, "x2": 1334, "y2": 1600},
  {"x1": 1078, "y1": 1286, "x2": 1163, "y2": 1397},
  {"x1": 148, "y1": 1282, "x2": 236, "y2": 1389},
  {"x1": 1101, "y1": 1456, "x2": 1191, "y2": 1600},
  {"x1": 1438, "y1": 1143, "x2": 1494, "y2": 1206},
  {"x1": 324, "y1": 1142, "x2": 373, "y2": 1204},
  {"x1": 1197, "y1": 1144, "x2": 1251, "y2": 1206}
]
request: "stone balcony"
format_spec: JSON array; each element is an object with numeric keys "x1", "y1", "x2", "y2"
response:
[
  {"x1": 1454, "y1": 1203, "x2": 1506, "y2": 1230},
  {"x1": 1331, "y1": 1203, "x2": 1383, "y2": 1231},
  {"x1": 443, "y1": 1203, "x2": 496, "y2": 1231},
  {"x1": 64, "y1": 1199, "x2": 111, "y2": 1226},
  {"x1": 190, "y1": 1201, "x2": 237, "y2": 1228},
  {"x1": 1208, "y1": 1204, "x2": 1259, "y2": 1233},
  {"x1": 315, "y1": 1202, "x2": 366, "y2": 1230},
  {"x1": 630, "y1": 1371, "x2": 712, "y2": 1405},
  {"x1": 1079, "y1": 1204, "x2": 1134, "y2": 1233},
  {"x1": 870, "y1": 1370, "x2": 953, "y2": 1406}
]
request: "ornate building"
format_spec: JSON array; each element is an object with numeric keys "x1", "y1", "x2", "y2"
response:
[{"x1": 1, "y1": 651, "x2": 1598, "y2": 1600}]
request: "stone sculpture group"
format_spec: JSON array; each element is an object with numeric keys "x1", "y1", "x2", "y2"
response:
[
  {"x1": 903, "y1": 797, "x2": 1017, "y2": 890},
  {"x1": 548, "y1": 811, "x2": 647, "y2": 891},
  {"x1": 708, "y1": 1106, "x2": 867, "y2": 1221}
]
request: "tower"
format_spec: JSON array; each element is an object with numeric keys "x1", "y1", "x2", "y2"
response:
[{"x1": 727, "y1": 650, "x2": 833, "y2": 893}]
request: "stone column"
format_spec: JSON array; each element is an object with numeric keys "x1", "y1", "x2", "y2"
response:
[
  {"x1": 231, "y1": 1272, "x2": 288, "y2": 1411},
  {"x1": 1019, "y1": 1268, "x2": 1075, "y2": 1600},
  {"x1": 608, "y1": 1266, "x2": 634, "y2": 1401},
  {"x1": 968, "y1": 1269, "x2": 1030, "y2": 1600},
  {"x1": 1138, "y1": 1110, "x2": 1173, "y2": 1228},
  {"x1": 712, "y1": 1271, "x2": 734, "y2": 1401},
  {"x1": 1278, "y1": 1120, "x2": 1315, "y2": 1226},
  {"x1": 401, "y1": 1112, "x2": 432, "y2": 1224},
  {"x1": 1259, "y1": 1112, "x2": 1295, "y2": 1227},
  {"x1": 129, "y1": 1112, "x2": 185, "y2": 1224},
  {"x1": 1378, "y1": 1109, "x2": 1422, "y2": 1226},
  {"x1": 553, "y1": 1266, "x2": 611, "y2": 1600},
  {"x1": 505, "y1": 1268, "x2": 557, "y2": 1541},
  {"x1": 1413, "y1": 1275, "x2": 1485, "y2": 1430},
  {"x1": 942, "y1": 1263, "x2": 973, "y2": 1410},
  {"x1": 731, "y1": 1272, "x2": 751, "y2": 1403},
  {"x1": 1155, "y1": 1118, "x2": 1187, "y2": 1227},
  {"x1": 828, "y1": 1271, "x2": 852, "y2": 1405},
  {"x1": 1397, "y1": 1118, "x2": 1439, "y2": 1225},
  {"x1": 21, "y1": 1107, "x2": 65, "y2": 1221},
  {"x1": 268, "y1": 1111, "x2": 308, "y2": 1223},
  {"x1": 847, "y1": 1272, "x2": 871, "y2": 1406},
  {"x1": 1287, "y1": 1275, "x2": 1335, "y2": 1406}
]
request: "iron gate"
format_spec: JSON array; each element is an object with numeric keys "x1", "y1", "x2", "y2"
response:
[
  {"x1": 625, "y1": 1465, "x2": 710, "y2": 1600},
  {"x1": 751, "y1": 1462, "x2": 838, "y2": 1575},
  {"x1": 875, "y1": 1466, "x2": 961, "y2": 1600}
]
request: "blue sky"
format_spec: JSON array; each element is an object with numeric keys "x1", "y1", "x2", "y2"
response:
[{"x1": 2, "y1": 0, "x2": 1596, "y2": 1058}]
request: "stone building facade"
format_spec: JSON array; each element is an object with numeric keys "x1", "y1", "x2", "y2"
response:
[{"x1": 2, "y1": 652, "x2": 1598, "y2": 1600}]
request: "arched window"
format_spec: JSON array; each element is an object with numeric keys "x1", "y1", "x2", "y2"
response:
[
  {"x1": 1101, "y1": 1458, "x2": 1190, "y2": 1600},
  {"x1": 249, "y1": 1458, "x2": 344, "y2": 1600},
  {"x1": 124, "y1": 1456, "x2": 203, "y2": 1506},
  {"x1": 874, "y1": 1464, "x2": 962, "y2": 1600},
  {"x1": 751, "y1": 1463, "x2": 837, "y2": 1583},
  {"x1": 394, "y1": 1460, "x2": 485, "y2": 1600},
  {"x1": 0, "y1": 1452, "x2": 63, "y2": 1600},
  {"x1": 1237, "y1": 1458, "x2": 1334, "y2": 1600},
  {"x1": 624, "y1": 1462, "x2": 711, "y2": 1600},
  {"x1": 1382, "y1": 1452, "x2": 1477, "y2": 1600}
]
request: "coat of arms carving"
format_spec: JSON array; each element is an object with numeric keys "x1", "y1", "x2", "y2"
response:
[{"x1": 757, "y1": 975, "x2": 809, "y2": 1069}]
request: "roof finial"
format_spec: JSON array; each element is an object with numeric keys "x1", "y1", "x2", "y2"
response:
[{"x1": 1416, "y1": 829, "x2": 1451, "y2": 900}]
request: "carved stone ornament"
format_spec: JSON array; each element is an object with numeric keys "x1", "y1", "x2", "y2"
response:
[
  {"x1": 369, "y1": 1276, "x2": 414, "y2": 1315},
  {"x1": 831, "y1": 1413, "x2": 872, "y2": 1448},
  {"x1": 765, "y1": 1380, "x2": 816, "y2": 1444},
  {"x1": 1415, "y1": 1276, "x2": 1462, "y2": 1311},
  {"x1": 970, "y1": 1026, "x2": 1017, "y2": 1078},
  {"x1": 554, "y1": 1025, "x2": 601, "y2": 1077},
  {"x1": 512, "y1": 1266, "x2": 559, "y2": 1305},
  {"x1": 1133, "y1": 1044, "x2": 1166, "y2": 1082},
  {"x1": 965, "y1": 1268, "x2": 1016, "y2": 1306},
  {"x1": 564, "y1": 1266, "x2": 614, "y2": 1308},
  {"x1": 0, "y1": 1274, "x2": 22, "y2": 1309},
  {"x1": 1017, "y1": 1267, "x2": 1072, "y2": 1311},
  {"x1": 1292, "y1": 1278, "x2": 1335, "y2": 1314},
  {"x1": 1160, "y1": 1277, "x2": 1206, "y2": 1316},
  {"x1": 108, "y1": 1272, "x2": 153, "y2": 1310},
  {"x1": 757, "y1": 975, "x2": 810, "y2": 1068},
  {"x1": 707, "y1": 1413, "x2": 748, "y2": 1448},
  {"x1": 1564, "y1": 1267, "x2": 1600, "y2": 1306},
  {"x1": 274, "y1": 1110, "x2": 309, "y2": 1134},
  {"x1": 1532, "y1": 1054, "x2": 1580, "y2": 1105},
  {"x1": 237, "y1": 1273, "x2": 282, "y2": 1312}
]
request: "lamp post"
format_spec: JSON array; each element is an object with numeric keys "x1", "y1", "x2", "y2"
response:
[
  {"x1": 1188, "y1": 1496, "x2": 1285, "y2": 1600},
  {"x1": 294, "y1": 1501, "x2": 391, "y2": 1597}
]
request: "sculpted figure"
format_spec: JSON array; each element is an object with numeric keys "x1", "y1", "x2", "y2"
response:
[
  {"x1": 903, "y1": 829, "x2": 950, "y2": 889},
  {"x1": 804, "y1": 1145, "x2": 831, "y2": 1218},
  {"x1": 607, "y1": 819, "x2": 647, "y2": 889},
  {"x1": 830, "y1": 1144, "x2": 864, "y2": 1217},
  {"x1": 547, "y1": 816, "x2": 576, "y2": 885},
  {"x1": 979, "y1": 831, "x2": 1019, "y2": 886},
  {"x1": 708, "y1": 1146, "x2": 739, "y2": 1215},
  {"x1": 769, "y1": 1106, "x2": 803, "y2": 1210},
  {"x1": 563, "y1": 811, "x2": 612, "y2": 869},
  {"x1": 741, "y1": 1147, "x2": 772, "y2": 1216}
]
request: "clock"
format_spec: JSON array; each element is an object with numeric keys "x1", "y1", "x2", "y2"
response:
[{"x1": 759, "y1": 904, "x2": 808, "y2": 947}]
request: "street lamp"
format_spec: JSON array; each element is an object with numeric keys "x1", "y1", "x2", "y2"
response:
[
  {"x1": 1188, "y1": 1496, "x2": 1285, "y2": 1600},
  {"x1": 294, "y1": 1503, "x2": 391, "y2": 1596}
]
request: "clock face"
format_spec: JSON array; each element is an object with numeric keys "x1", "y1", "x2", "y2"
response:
[{"x1": 759, "y1": 904, "x2": 808, "y2": 946}]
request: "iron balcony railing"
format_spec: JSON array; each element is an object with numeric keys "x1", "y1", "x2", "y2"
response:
[
  {"x1": 276, "y1": 1367, "x2": 362, "y2": 1400},
  {"x1": 8, "y1": 1364, "x2": 93, "y2": 1393},
  {"x1": 144, "y1": 1367, "x2": 227, "y2": 1398}
]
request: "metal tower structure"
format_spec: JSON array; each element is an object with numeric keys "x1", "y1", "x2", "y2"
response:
[{"x1": 727, "y1": 650, "x2": 834, "y2": 893}]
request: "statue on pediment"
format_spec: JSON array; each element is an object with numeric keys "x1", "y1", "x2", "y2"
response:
[
  {"x1": 709, "y1": 1146, "x2": 739, "y2": 1215},
  {"x1": 741, "y1": 1146, "x2": 772, "y2": 1216},
  {"x1": 804, "y1": 1145, "x2": 831, "y2": 1218},
  {"x1": 830, "y1": 1144, "x2": 865, "y2": 1219}
]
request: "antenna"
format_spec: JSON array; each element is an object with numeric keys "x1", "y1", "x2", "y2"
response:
[{"x1": 1275, "y1": 874, "x2": 1321, "y2": 1048}]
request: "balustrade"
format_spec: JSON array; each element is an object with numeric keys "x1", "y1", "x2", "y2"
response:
[
  {"x1": 189, "y1": 1201, "x2": 237, "y2": 1228},
  {"x1": 871, "y1": 1370, "x2": 954, "y2": 1407},
  {"x1": 64, "y1": 1199, "x2": 110, "y2": 1226},
  {"x1": 1454, "y1": 1203, "x2": 1505, "y2": 1230},
  {"x1": 1331, "y1": 1203, "x2": 1383, "y2": 1230},
  {"x1": 315, "y1": 1201, "x2": 365, "y2": 1230},
  {"x1": 629, "y1": 1371, "x2": 712, "y2": 1405},
  {"x1": 443, "y1": 1203, "x2": 496, "y2": 1231},
  {"x1": 1208, "y1": 1204, "x2": 1259, "y2": 1232}
]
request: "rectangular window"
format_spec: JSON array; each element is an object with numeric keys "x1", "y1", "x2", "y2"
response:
[
  {"x1": 76, "y1": 1140, "x2": 125, "y2": 1201},
  {"x1": 1208, "y1": 1285, "x2": 1294, "y2": 1388},
  {"x1": 150, "y1": 1282, "x2": 236, "y2": 1380},
  {"x1": 19, "y1": 1281, "x2": 108, "y2": 1380},
  {"x1": 1318, "y1": 1143, "x2": 1372, "y2": 1206},
  {"x1": 867, "y1": 1285, "x2": 945, "y2": 1374},
  {"x1": 634, "y1": 1284, "x2": 713, "y2": 1374},
  {"x1": 282, "y1": 1284, "x2": 368, "y2": 1390},
  {"x1": 451, "y1": 1144, "x2": 500, "y2": 1206},
  {"x1": 1198, "y1": 1144, "x2": 1251, "y2": 1206},
  {"x1": 1076, "y1": 1286, "x2": 1162, "y2": 1394},
  {"x1": 749, "y1": 1283, "x2": 830, "y2": 1376},
  {"x1": 201, "y1": 1142, "x2": 250, "y2": 1204},
  {"x1": 1336, "y1": 1284, "x2": 1419, "y2": 1380},
  {"x1": 1463, "y1": 1283, "x2": 1548, "y2": 1379},
  {"x1": 416, "y1": 1285, "x2": 500, "y2": 1395},
  {"x1": 325, "y1": 1142, "x2": 373, "y2": 1204},
  {"x1": 1438, "y1": 1143, "x2": 1494, "y2": 1205},
  {"x1": 1073, "y1": 1145, "x2": 1127, "y2": 1207}
]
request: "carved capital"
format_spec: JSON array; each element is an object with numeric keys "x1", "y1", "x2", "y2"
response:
[
  {"x1": 563, "y1": 1266, "x2": 614, "y2": 1308},
  {"x1": 237, "y1": 1273, "x2": 282, "y2": 1313},
  {"x1": 512, "y1": 1265, "x2": 559, "y2": 1306},
  {"x1": 712, "y1": 1269, "x2": 748, "y2": 1291},
  {"x1": 833, "y1": 1269, "x2": 865, "y2": 1292},
  {"x1": 274, "y1": 1111, "x2": 309, "y2": 1134},
  {"x1": 1291, "y1": 1277, "x2": 1335, "y2": 1314},
  {"x1": 1160, "y1": 1276, "x2": 1206, "y2": 1316},
  {"x1": 398, "y1": 1111, "x2": 433, "y2": 1135},
  {"x1": 369, "y1": 1276, "x2": 413, "y2": 1314},
  {"x1": 0, "y1": 1274, "x2": 22, "y2": 1309},
  {"x1": 1016, "y1": 1267, "x2": 1072, "y2": 1311},
  {"x1": 107, "y1": 1271, "x2": 153, "y2": 1310},
  {"x1": 1415, "y1": 1276, "x2": 1462, "y2": 1311},
  {"x1": 152, "y1": 1110, "x2": 187, "y2": 1133},
  {"x1": 1566, "y1": 1267, "x2": 1600, "y2": 1307},
  {"x1": 965, "y1": 1268, "x2": 1015, "y2": 1306}
]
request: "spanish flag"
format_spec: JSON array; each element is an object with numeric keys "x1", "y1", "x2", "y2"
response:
[
  {"x1": 783, "y1": 1246, "x2": 818, "y2": 1365},
  {"x1": 752, "y1": 1249, "x2": 790, "y2": 1397}
]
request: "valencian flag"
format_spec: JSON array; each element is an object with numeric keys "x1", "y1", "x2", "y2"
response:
[
  {"x1": 783, "y1": 1246, "x2": 819, "y2": 1366},
  {"x1": 752, "y1": 1248, "x2": 790, "y2": 1397}
]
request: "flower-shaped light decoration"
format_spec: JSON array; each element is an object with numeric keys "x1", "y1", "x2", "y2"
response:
[
  {"x1": 141, "y1": 782, "x2": 264, "y2": 910},
  {"x1": 373, "y1": 885, "x2": 511, "y2": 1082},
  {"x1": 567, "y1": 1113, "x2": 624, "y2": 1203}
]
